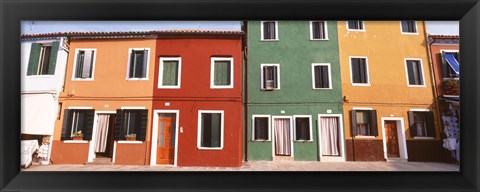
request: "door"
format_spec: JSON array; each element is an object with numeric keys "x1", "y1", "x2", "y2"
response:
[
  {"x1": 157, "y1": 113, "x2": 176, "y2": 164},
  {"x1": 385, "y1": 120, "x2": 400, "y2": 158},
  {"x1": 273, "y1": 118, "x2": 292, "y2": 156},
  {"x1": 319, "y1": 117, "x2": 340, "y2": 157}
]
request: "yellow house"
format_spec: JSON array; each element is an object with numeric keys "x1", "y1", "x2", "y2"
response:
[{"x1": 338, "y1": 21, "x2": 442, "y2": 162}]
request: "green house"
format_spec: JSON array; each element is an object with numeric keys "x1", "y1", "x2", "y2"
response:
[{"x1": 244, "y1": 21, "x2": 345, "y2": 162}]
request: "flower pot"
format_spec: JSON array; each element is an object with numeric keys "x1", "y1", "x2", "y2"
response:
[
  {"x1": 72, "y1": 136, "x2": 83, "y2": 140},
  {"x1": 126, "y1": 137, "x2": 136, "y2": 141}
]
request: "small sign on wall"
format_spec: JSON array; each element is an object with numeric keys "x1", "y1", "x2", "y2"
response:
[
  {"x1": 165, "y1": 102, "x2": 170, "y2": 106},
  {"x1": 327, "y1": 110, "x2": 332, "y2": 114}
]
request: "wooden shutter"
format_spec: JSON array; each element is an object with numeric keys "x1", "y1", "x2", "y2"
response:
[
  {"x1": 369, "y1": 110, "x2": 378, "y2": 136},
  {"x1": 273, "y1": 66, "x2": 278, "y2": 88},
  {"x1": 47, "y1": 42, "x2": 59, "y2": 75},
  {"x1": 142, "y1": 50, "x2": 148, "y2": 78},
  {"x1": 350, "y1": 110, "x2": 357, "y2": 136},
  {"x1": 425, "y1": 111, "x2": 436, "y2": 137},
  {"x1": 60, "y1": 109, "x2": 73, "y2": 140},
  {"x1": 114, "y1": 109, "x2": 124, "y2": 140},
  {"x1": 129, "y1": 50, "x2": 135, "y2": 78},
  {"x1": 27, "y1": 43, "x2": 42, "y2": 75},
  {"x1": 83, "y1": 109, "x2": 95, "y2": 140},
  {"x1": 407, "y1": 111, "x2": 416, "y2": 137},
  {"x1": 136, "y1": 109, "x2": 148, "y2": 141},
  {"x1": 262, "y1": 66, "x2": 268, "y2": 89}
]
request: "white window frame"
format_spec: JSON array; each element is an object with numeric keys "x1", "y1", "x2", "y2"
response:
[
  {"x1": 30, "y1": 43, "x2": 54, "y2": 76},
  {"x1": 72, "y1": 48, "x2": 97, "y2": 81},
  {"x1": 317, "y1": 114, "x2": 346, "y2": 162},
  {"x1": 260, "y1": 64, "x2": 281, "y2": 90},
  {"x1": 440, "y1": 49, "x2": 460, "y2": 80},
  {"x1": 346, "y1": 21, "x2": 366, "y2": 32},
  {"x1": 260, "y1": 21, "x2": 279, "y2": 41},
  {"x1": 408, "y1": 109, "x2": 434, "y2": 140},
  {"x1": 400, "y1": 21, "x2": 419, "y2": 35},
  {"x1": 271, "y1": 116, "x2": 294, "y2": 157},
  {"x1": 404, "y1": 58, "x2": 426, "y2": 87},
  {"x1": 351, "y1": 107, "x2": 375, "y2": 138},
  {"x1": 251, "y1": 115, "x2": 271, "y2": 141},
  {"x1": 210, "y1": 57, "x2": 234, "y2": 89},
  {"x1": 349, "y1": 56, "x2": 370, "y2": 86},
  {"x1": 293, "y1": 115, "x2": 313, "y2": 142},
  {"x1": 309, "y1": 21, "x2": 329, "y2": 40},
  {"x1": 126, "y1": 48, "x2": 150, "y2": 80},
  {"x1": 158, "y1": 57, "x2": 182, "y2": 89},
  {"x1": 197, "y1": 110, "x2": 224, "y2": 150},
  {"x1": 311, "y1": 63, "x2": 332, "y2": 89}
]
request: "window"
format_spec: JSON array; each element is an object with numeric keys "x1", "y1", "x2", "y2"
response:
[
  {"x1": 408, "y1": 111, "x2": 435, "y2": 137},
  {"x1": 312, "y1": 63, "x2": 331, "y2": 89},
  {"x1": 347, "y1": 20, "x2": 365, "y2": 31},
  {"x1": 198, "y1": 111, "x2": 224, "y2": 149},
  {"x1": 442, "y1": 51, "x2": 460, "y2": 78},
  {"x1": 211, "y1": 57, "x2": 234, "y2": 88},
  {"x1": 60, "y1": 109, "x2": 95, "y2": 140},
  {"x1": 159, "y1": 57, "x2": 181, "y2": 88},
  {"x1": 127, "y1": 48, "x2": 149, "y2": 79},
  {"x1": 261, "y1": 21, "x2": 278, "y2": 40},
  {"x1": 350, "y1": 57, "x2": 369, "y2": 85},
  {"x1": 294, "y1": 116, "x2": 312, "y2": 141},
  {"x1": 115, "y1": 109, "x2": 148, "y2": 141},
  {"x1": 310, "y1": 21, "x2": 328, "y2": 40},
  {"x1": 405, "y1": 59, "x2": 425, "y2": 86},
  {"x1": 261, "y1": 64, "x2": 280, "y2": 90},
  {"x1": 350, "y1": 110, "x2": 378, "y2": 137},
  {"x1": 27, "y1": 42, "x2": 59, "y2": 76},
  {"x1": 252, "y1": 115, "x2": 270, "y2": 141},
  {"x1": 73, "y1": 49, "x2": 96, "y2": 80},
  {"x1": 401, "y1": 21, "x2": 417, "y2": 34}
]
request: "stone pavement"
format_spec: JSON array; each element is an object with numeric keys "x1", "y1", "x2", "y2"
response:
[{"x1": 23, "y1": 161, "x2": 459, "y2": 172}]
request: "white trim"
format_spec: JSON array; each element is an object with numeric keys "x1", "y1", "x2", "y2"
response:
[
  {"x1": 260, "y1": 21, "x2": 279, "y2": 41},
  {"x1": 158, "y1": 57, "x2": 182, "y2": 89},
  {"x1": 381, "y1": 117, "x2": 408, "y2": 161},
  {"x1": 413, "y1": 136, "x2": 434, "y2": 140},
  {"x1": 349, "y1": 56, "x2": 370, "y2": 86},
  {"x1": 151, "y1": 110, "x2": 180, "y2": 166},
  {"x1": 309, "y1": 21, "x2": 329, "y2": 40},
  {"x1": 352, "y1": 107, "x2": 373, "y2": 110},
  {"x1": 311, "y1": 63, "x2": 332, "y2": 89},
  {"x1": 409, "y1": 108, "x2": 430, "y2": 112},
  {"x1": 112, "y1": 142, "x2": 117, "y2": 163},
  {"x1": 251, "y1": 115, "x2": 271, "y2": 141},
  {"x1": 63, "y1": 140, "x2": 88, "y2": 144},
  {"x1": 293, "y1": 115, "x2": 313, "y2": 141},
  {"x1": 117, "y1": 141, "x2": 143, "y2": 144},
  {"x1": 346, "y1": 21, "x2": 366, "y2": 32},
  {"x1": 210, "y1": 57, "x2": 234, "y2": 89},
  {"x1": 260, "y1": 64, "x2": 281, "y2": 90},
  {"x1": 400, "y1": 21, "x2": 419, "y2": 35},
  {"x1": 197, "y1": 110, "x2": 224, "y2": 150},
  {"x1": 125, "y1": 48, "x2": 151, "y2": 80},
  {"x1": 88, "y1": 111, "x2": 116, "y2": 162},
  {"x1": 317, "y1": 114, "x2": 346, "y2": 162},
  {"x1": 120, "y1": 106, "x2": 146, "y2": 109},
  {"x1": 354, "y1": 136, "x2": 376, "y2": 139},
  {"x1": 404, "y1": 58, "x2": 427, "y2": 87},
  {"x1": 271, "y1": 116, "x2": 294, "y2": 158},
  {"x1": 71, "y1": 48, "x2": 97, "y2": 81},
  {"x1": 67, "y1": 106, "x2": 93, "y2": 109}
]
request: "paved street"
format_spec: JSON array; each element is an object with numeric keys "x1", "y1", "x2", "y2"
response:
[{"x1": 23, "y1": 161, "x2": 459, "y2": 172}]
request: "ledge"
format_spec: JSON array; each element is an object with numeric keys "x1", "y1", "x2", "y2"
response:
[
  {"x1": 354, "y1": 136, "x2": 376, "y2": 139},
  {"x1": 63, "y1": 140, "x2": 88, "y2": 144},
  {"x1": 117, "y1": 141, "x2": 143, "y2": 144}
]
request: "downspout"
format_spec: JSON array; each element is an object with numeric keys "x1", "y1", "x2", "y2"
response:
[
  {"x1": 242, "y1": 21, "x2": 249, "y2": 162},
  {"x1": 423, "y1": 21, "x2": 442, "y2": 139}
]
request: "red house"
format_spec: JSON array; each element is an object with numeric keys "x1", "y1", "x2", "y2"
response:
[{"x1": 150, "y1": 30, "x2": 244, "y2": 167}]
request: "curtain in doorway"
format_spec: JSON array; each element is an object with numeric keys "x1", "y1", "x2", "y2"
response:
[
  {"x1": 274, "y1": 119, "x2": 291, "y2": 156},
  {"x1": 320, "y1": 117, "x2": 340, "y2": 156},
  {"x1": 94, "y1": 115, "x2": 110, "y2": 153}
]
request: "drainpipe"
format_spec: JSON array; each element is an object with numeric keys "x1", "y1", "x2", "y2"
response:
[{"x1": 242, "y1": 21, "x2": 249, "y2": 162}]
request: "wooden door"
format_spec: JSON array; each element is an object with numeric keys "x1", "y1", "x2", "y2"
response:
[
  {"x1": 385, "y1": 121, "x2": 400, "y2": 158},
  {"x1": 157, "y1": 115, "x2": 176, "y2": 164}
]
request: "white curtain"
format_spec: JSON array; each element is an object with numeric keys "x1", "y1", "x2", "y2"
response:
[
  {"x1": 94, "y1": 115, "x2": 110, "y2": 153},
  {"x1": 274, "y1": 119, "x2": 291, "y2": 156},
  {"x1": 321, "y1": 117, "x2": 340, "y2": 156}
]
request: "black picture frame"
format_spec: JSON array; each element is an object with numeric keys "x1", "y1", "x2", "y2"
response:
[{"x1": 1, "y1": 0, "x2": 479, "y2": 191}]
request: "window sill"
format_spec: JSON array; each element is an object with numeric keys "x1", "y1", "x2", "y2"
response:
[
  {"x1": 310, "y1": 38, "x2": 329, "y2": 41},
  {"x1": 117, "y1": 141, "x2": 143, "y2": 144},
  {"x1": 347, "y1": 29, "x2": 366, "y2": 32},
  {"x1": 354, "y1": 136, "x2": 375, "y2": 139},
  {"x1": 63, "y1": 140, "x2": 88, "y2": 144},
  {"x1": 413, "y1": 136, "x2": 434, "y2": 140},
  {"x1": 351, "y1": 83, "x2": 370, "y2": 87},
  {"x1": 294, "y1": 140, "x2": 314, "y2": 143},
  {"x1": 26, "y1": 75, "x2": 55, "y2": 78},
  {"x1": 127, "y1": 78, "x2": 149, "y2": 81},
  {"x1": 407, "y1": 85, "x2": 426, "y2": 88},
  {"x1": 313, "y1": 88, "x2": 332, "y2": 90},
  {"x1": 261, "y1": 89, "x2": 280, "y2": 91},
  {"x1": 72, "y1": 78, "x2": 94, "y2": 81},
  {"x1": 210, "y1": 86, "x2": 234, "y2": 89},
  {"x1": 158, "y1": 86, "x2": 180, "y2": 89},
  {"x1": 252, "y1": 139, "x2": 271, "y2": 142},
  {"x1": 260, "y1": 39, "x2": 279, "y2": 41},
  {"x1": 401, "y1": 32, "x2": 419, "y2": 35},
  {"x1": 197, "y1": 147, "x2": 223, "y2": 150}
]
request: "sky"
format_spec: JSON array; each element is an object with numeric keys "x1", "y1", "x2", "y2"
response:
[{"x1": 21, "y1": 21, "x2": 459, "y2": 35}]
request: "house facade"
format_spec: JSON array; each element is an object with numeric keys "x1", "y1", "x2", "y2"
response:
[
  {"x1": 338, "y1": 21, "x2": 442, "y2": 162},
  {"x1": 151, "y1": 31, "x2": 244, "y2": 167},
  {"x1": 244, "y1": 21, "x2": 345, "y2": 162},
  {"x1": 21, "y1": 34, "x2": 70, "y2": 165}
]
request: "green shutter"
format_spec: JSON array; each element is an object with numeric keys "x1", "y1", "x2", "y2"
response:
[
  {"x1": 162, "y1": 61, "x2": 178, "y2": 86},
  {"x1": 214, "y1": 61, "x2": 230, "y2": 86},
  {"x1": 27, "y1": 43, "x2": 42, "y2": 75},
  {"x1": 47, "y1": 42, "x2": 59, "y2": 75}
]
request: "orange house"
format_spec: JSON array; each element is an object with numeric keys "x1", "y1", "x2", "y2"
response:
[
  {"x1": 51, "y1": 33, "x2": 157, "y2": 165},
  {"x1": 337, "y1": 21, "x2": 442, "y2": 162}
]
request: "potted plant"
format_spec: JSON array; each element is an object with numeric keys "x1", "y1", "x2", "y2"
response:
[
  {"x1": 443, "y1": 78, "x2": 460, "y2": 95},
  {"x1": 125, "y1": 133, "x2": 137, "y2": 141},
  {"x1": 71, "y1": 130, "x2": 84, "y2": 140}
]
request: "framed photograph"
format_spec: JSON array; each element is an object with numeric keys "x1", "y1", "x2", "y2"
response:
[{"x1": 1, "y1": 0, "x2": 479, "y2": 191}]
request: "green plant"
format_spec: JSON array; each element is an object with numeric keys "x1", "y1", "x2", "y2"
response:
[
  {"x1": 125, "y1": 133, "x2": 137, "y2": 138},
  {"x1": 71, "y1": 130, "x2": 84, "y2": 137},
  {"x1": 443, "y1": 78, "x2": 460, "y2": 95}
]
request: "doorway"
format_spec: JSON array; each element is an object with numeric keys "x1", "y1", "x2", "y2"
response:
[
  {"x1": 156, "y1": 113, "x2": 176, "y2": 165},
  {"x1": 381, "y1": 118, "x2": 408, "y2": 160},
  {"x1": 272, "y1": 117, "x2": 293, "y2": 157},
  {"x1": 93, "y1": 114, "x2": 115, "y2": 159},
  {"x1": 318, "y1": 115, "x2": 345, "y2": 162},
  {"x1": 385, "y1": 120, "x2": 400, "y2": 158}
]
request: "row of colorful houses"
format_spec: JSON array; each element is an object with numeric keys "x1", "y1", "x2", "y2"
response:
[{"x1": 21, "y1": 21, "x2": 460, "y2": 167}]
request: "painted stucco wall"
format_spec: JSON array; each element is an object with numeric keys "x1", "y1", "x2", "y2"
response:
[
  {"x1": 246, "y1": 21, "x2": 343, "y2": 161},
  {"x1": 430, "y1": 44, "x2": 459, "y2": 96}
]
